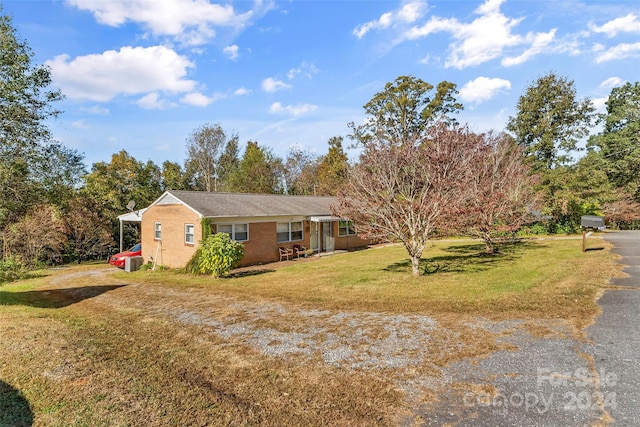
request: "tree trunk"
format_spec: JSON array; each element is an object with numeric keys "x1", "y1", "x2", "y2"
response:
[
  {"x1": 410, "y1": 255, "x2": 421, "y2": 276},
  {"x1": 406, "y1": 241, "x2": 425, "y2": 277},
  {"x1": 482, "y1": 230, "x2": 494, "y2": 254}
]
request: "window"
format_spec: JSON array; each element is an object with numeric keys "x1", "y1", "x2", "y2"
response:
[
  {"x1": 217, "y1": 224, "x2": 249, "y2": 242},
  {"x1": 185, "y1": 224, "x2": 195, "y2": 244},
  {"x1": 154, "y1": 222, "x2": 162, "y2": 240},
  {"x1": 338, "y1": 220, "x2": 356, "y2": 237},
  {"x1": 277, "y1": 221, "x2": 303, "y2": 242}
]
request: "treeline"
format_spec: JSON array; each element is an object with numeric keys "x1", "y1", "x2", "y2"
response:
[{"x1": 1, "y1": 11, "x2": 640, "y2": 275}]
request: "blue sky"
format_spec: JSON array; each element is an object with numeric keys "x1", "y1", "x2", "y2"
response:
[{"x1": 6, "y1": 0, "x2": 640, "y2": 168}]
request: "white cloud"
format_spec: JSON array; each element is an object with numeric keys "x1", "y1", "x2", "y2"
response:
[
  {"x1": 137, "y1": 92, "x2": 172, "y2": 110},
  {"x1": 287, "y1": 62, "x2": 319, "y2": 80},
  {"x1": 592, "y1": 97, "x2": 608, "y2": 112},
  {"x1": 589, "y1": 13, "x2": 640, "y2": 37},
  {"x1": 361, "y1": 0, "x2": 556, "y2": 69},
  {"x1": 234, "y1": 87, "x2": 251, "y2": 96},
  {"x1": 353, "y1": 0, "x2": 427, "y2": 38},
  {"x1": 261, "y1": 77, "x2": 292, "y2": 93},
  {"x1": 65, "y1": 0, "x2": 260, "y2": 46},
  {"x1": 459, "y1": 77, "x2": 511, "y2": 104},
  {"x1": 46, "y1": 46, "x2": 196, "y2": 102},
  {"x1": 155, "y1": 143, "x2": 172, "y2": 152},
  {"x1": 595, "y1": 42, "x2": 640, "y2": 63},
  {"x1": 84, "y1": 105, "x2": 110, "y2": 115},
  {"x1": 406, "y1": 0, "x2": 530, "y2": 69},
  {"x1": 600, "y1": 77, "x2": 624, "y2": 89},
  {"x1": 223, "y1": 44, "x2": 239, "y2": 60},
  {"x1": 180, "y1": 92, "x2": 220, "y2": 107},
  {"x1": 501, "y1": 29, "x2": 556, "y2": 66},
  {"x1": 268, "y1": 102, "x2": 317, "y2": 116},
  {"x1": 71, "y1": 120, "x2": 90, "y2": 129}
]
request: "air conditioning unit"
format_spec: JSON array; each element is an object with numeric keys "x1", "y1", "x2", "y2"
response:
[{"x1": 125, "y1": 256, "x2": 144, "y2": 272}]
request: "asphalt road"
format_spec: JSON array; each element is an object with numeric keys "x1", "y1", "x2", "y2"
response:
[
  {"x1": 414, "y1": 231, "x2": 640, "y2": 426},
  {"x1": 584, "y1": 231, "x2": 640, "y2": 426}
]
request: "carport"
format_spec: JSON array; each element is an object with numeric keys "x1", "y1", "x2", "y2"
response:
[{"x1": 116, "y1": 208, "x2": 146, "y2": 252}]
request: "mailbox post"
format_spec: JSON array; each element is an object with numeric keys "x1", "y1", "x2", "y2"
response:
[{"x1": 580, "y1": 215, "x2": 605, "y2": 252}]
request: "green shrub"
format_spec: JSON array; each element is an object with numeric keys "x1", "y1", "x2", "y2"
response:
[
  {"x1": 0, "y1": 257, "x2": 27, "y2": 285},
  {"x1": 189, "y1": 233, "x2": 244, "y2": 278}
]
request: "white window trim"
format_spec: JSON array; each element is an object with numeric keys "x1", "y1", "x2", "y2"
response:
[
  {"x1": 276, "y1": 221, "x2": 304, "y2": 243},
  {"x1": 217, "y1": 223, "x2": 249, "y2": 242},
  {"x1": 338, "y1": 220, "x2": 357, "y2": 237},
  {"x1": 184, "y1": 223, "x2": 195, "y2": 245},
  {"x1": 154, "y1": 222, "x2": 162, "y2": 240}
]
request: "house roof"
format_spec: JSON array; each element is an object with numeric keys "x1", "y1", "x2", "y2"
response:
[{"x1": 156, "y1": 190, "x2": 339, "y2": 218}]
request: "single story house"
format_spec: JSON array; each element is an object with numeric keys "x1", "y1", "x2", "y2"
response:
[{"x1": 140, "y1": 190, "x2": 370, "y2": 268}]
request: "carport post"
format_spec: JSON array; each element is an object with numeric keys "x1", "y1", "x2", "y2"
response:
[{"x1": 119, "y1": 218, "x2": 124, "y2": 253}]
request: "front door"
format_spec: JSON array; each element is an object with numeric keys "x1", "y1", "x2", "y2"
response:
[{"x1": 322, "y1": 222, "x2": 334, "y2": 252}]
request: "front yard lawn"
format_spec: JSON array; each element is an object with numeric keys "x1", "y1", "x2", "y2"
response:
[{"x1": 0, "y1": 237, "x2": 620, "y2": 426}]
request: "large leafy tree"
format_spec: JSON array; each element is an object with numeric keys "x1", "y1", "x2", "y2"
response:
[
  {"x1": 82, "y1": 150, "x2": 162, "y2": 248},
  {"x1": 228, "y1": 141, "x2": 283, "y2": 194},
  {"x1": 588, "y1": 82, "x2": 640, "y2": 197},
  {"x1": 316, "y1": 136, "x2": 349, "y2": 196},
  {"x1": 185, "y1": 123, "x2": 238, "y2": 192},
  {"x1": 349, "y1": 75, "x2": 462, "y2": 147},
  {"x1": 63, "y1": 195, "x2": 115, "y2": 263},
  {"x1": 283, "y1": 146, "x2": 319, "y2": 195},
  {"x1": 217, "y1": 136, "x2": 240, "y2": 191},
  {"x1": 507, "y1": 73, "x2": 596, "y2": 170},
  {"x1": 0, "y1": 13, "x2": 76, "y2": 228}
]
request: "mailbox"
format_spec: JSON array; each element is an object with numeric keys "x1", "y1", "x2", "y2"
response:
[{"x1": 581, "y1": 215, "x2": 605, "y2": 229}]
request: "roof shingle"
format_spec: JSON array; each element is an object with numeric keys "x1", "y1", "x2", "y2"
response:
[{"x1": 164, "y1": 190, "x2": 338, "y2": 218}]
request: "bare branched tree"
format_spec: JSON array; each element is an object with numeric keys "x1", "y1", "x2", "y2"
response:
[
  {"x1": 334, "y1": 125, "x2": 478, "y2": 276},
  {"x1": 185, "y1": 123, "x2": 237, "y2": 192}
]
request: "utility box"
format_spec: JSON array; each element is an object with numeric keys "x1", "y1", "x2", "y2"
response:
[
  {"x1": 581, "y1": 215, "x2": 605, "y2": 229},
  {"x1": 125, "y1": 256, "x2": 144, "y2": 272}
]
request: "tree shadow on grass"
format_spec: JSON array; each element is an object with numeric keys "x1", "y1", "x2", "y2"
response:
[
  {"x1": 0, "y1": 380, "x2": 33, "y2": 427},
  {"x1": 384, "y1": 241, "x2": 542, "y2": 275},
  {"x1": 0, "y1": 285, "x2": 126, "y2": 308}
]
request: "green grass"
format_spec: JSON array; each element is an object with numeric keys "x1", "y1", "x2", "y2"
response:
[
  {"x1": 0, "y1": 236, "x2": 620, "y2": 425},
  {"x1": 126, "y1": 238, "x2": 618, "y2": 325}
]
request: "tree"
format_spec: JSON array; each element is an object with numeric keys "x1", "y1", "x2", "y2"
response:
[
  {"x1": 228, "y1": 141, "x2": 283, "y2": 193},
  {"x1": 63, "y1": 196, "x2": 115, "y2": 263},
  {"x1": 283, "y1": 146, "x2": 319, "y2": 195},
  {"x1": 217, "y1": 136, "x2": 240, "y2": 191},
  {"x1": 588, "y1": 82, "x2": 640, "y2": 197},
  {"x1": 348, "y1": 75, "x2": 462, "y2": 147},
  {"x1": 316, "y1": 136, "x2": 349, "y2": 196},
  {"x1": 3, "y1": 204, "x2": 66, "y2": 267},
  {"x1": 507, "y1": 73, "x2": 596, "y2": 170},
  {"x1": 161, "y1": 160, "x2": 190, "y2": 191},
  {"x1": 184, "y1": 123, "x2": 237, "y2": 192},
  {"x1": 0, "y1": 13, "x2": 67, "y2": 229},
  {"x1": 82, "y1": 150, "x2": 163, "y2": 248},
  {"x1": 334, "y1": 125, "x2": 478, "y2": 276},
  {"x1": 463, "y1": 132, "x2": 538, "y2": 253}
]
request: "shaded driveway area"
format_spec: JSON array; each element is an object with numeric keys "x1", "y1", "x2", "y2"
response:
[{"x1": 416, "y1": 231, "x2": 640, "y2": 426}]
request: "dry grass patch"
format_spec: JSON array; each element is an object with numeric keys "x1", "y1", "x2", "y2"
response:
[{"x1": 0, "y1": 236, "x2": 620, "y2": 425}]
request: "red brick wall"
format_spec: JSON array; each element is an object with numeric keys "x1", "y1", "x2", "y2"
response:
[{"x1": 143, "y1": 211, "x2": 372, "y2": 269}]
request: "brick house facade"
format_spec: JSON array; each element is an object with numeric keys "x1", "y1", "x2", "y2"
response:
[{"x1": 141, "y1": 191, "x2": 370, "y2": 268}]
